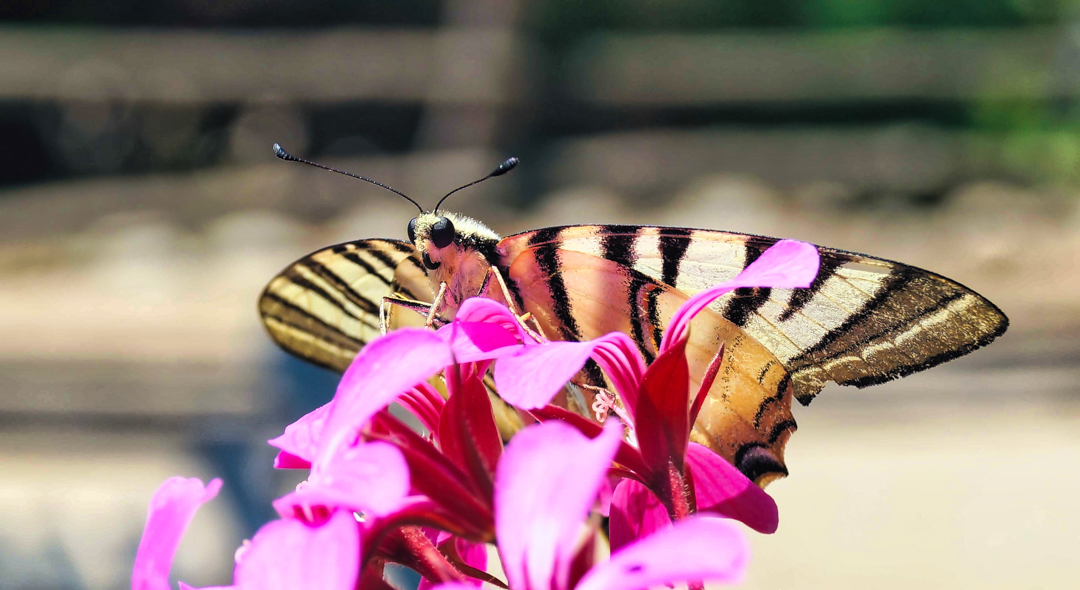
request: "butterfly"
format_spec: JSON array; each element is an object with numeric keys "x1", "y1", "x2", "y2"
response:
[{"x1": 259, "y1": 145, "x2": 1009, "y2": 485}]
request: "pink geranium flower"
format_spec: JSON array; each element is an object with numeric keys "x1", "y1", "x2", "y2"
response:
[
  {"x1": 178, "y1": 511, "x2": 360, "y2": 590},
  {"x1": 432, "y1": 419, "x2": 749, "y2": 590},
  {"x1": 132, "y1": 477, "x2": 221, "y2": 590},
  {"x1": 132, "y1": 477, "x2": 360, "y2": 590},
  {"x1": 266, "y1": 302, "x2": 537, "y2": 585},
  {"x1": 490, "y1": 240, "x2": 820, "y2": 546}
]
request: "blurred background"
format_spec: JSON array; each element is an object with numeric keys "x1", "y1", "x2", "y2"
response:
[{"x1": 1, "y1": 1, "x2": 1078, "y2": 588}]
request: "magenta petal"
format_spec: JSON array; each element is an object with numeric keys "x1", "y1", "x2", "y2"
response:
[
  {"x1": 454, "y1": 297, "x2": 534, "y2": 343},
  {"x1": 277, "y1": 441, "x2": 410, "y2": 518},
  {"x1": 633, "y1": 337, "x2": 691, "y2": 474},
  {"x1": 437, "y1": 321, "x2": 525, "y2": 362},
  {"x1": 686, "y1": 443, "x2": 779, "y2": 534},
  {"x1": 132, "y1": 477, "x2": 223, "y2": 590},
  {"x1": 494, "y1": 332, "x2": 643, "y2": 411},
  {"x1": 273, "y1": 451, "x2": 311, "y2": 470},
  {"x1": 234, "y1": 511, "x2": 359, "y2": 590},
  {"x1": 663, "y1": 240, "x2": 820, "y2": 349},
  {"x1": 494, "y1": 420, "x2": 623, "y2": 590},
  {"x1": 454, "y1": 537, "x2": 489, "y2": 581},
  {"x1": 178, "y1": 584, "x2": 233, "y2": 590},
  {"x1": 321, "y1": 328, "x2": 452, "y2": 461},
  {"x1": 437, "y1": 370, "x2": 503, "y2": 498},
  {"x1": 436, "y1": 298, "x2": 534, "y2": 362},
  {"x1": 575, "y1": 517, "x2": 748, "y2": 590},
  {"x1": 268, "y1": 402, "x2": 333, "y2": 469},
  {"x1": 494, "y1": 341, "x2": 597, "y2": 409},
  {"x1": 608, "y1": 479, "x2": 671, "y2": 553}
]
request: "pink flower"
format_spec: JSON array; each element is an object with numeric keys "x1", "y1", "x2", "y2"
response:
[
  {"x1": 134, "y1": 477, "x2": 360, "y2": 590},
  {"x1": 268, "y1": 329, "x2": 459, "y2": 523},
  {"x1": 433, "y1": 419, "x2": 749, "y2": 590},
  {"x1": 266, "y1": 304, "x2": 533, "y2": 585},
  {"x1": 227, "y1": 511, "x2": 359, "y2": 590},
  {"x1": 492, "y1": 240, "x2": 821, "y2": 545},
  {"x1": 267, "y1": 298, "x2": 539, "y2": 537},
  {"x1": 180, "y1": 510, "x2": 360, "y2": 590},
  {"x1": 132, "y1": 477, "x2": 221, "y2": 590}
]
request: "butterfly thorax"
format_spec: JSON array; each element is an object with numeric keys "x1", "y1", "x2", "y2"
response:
[{"x1": 411, "y1": 211, "x2": 501, "y2": 317}]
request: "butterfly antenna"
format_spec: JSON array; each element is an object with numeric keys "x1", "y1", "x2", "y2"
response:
[
  {"x1": 433, "y1": 156, "x2": 518, "y2": 213},
  {"x1": 272, "y1": 143, "x2": 423, "y2": 214}
]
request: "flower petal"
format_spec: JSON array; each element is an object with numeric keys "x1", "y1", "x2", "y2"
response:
[
  {"x1": 494, "y1": 332, "x2": 644, "y2": 411},
  {"x1": 634, "y1": 337, "x2": 691, "y2": 474},
  {"x1": 321, "y1": 328, "x2": 452, "y2": 462},
  {"x1": 275, "y1": 441, "x2": 410, "y2": 519},
  {"x1": 608, "y1": 478, "x2": 671, "y2": 553},
  {"x1": 454, "y1": 297, "x2": 535, "y2": 343},
  {"x1": 369, "y1": 413, "x2": 495, "y2": 537},
  {"x1": 574, "y1": 517, "x2": 748, "y2": 590},
  {"x1": 268, "y1": 402, "x2": 333, "y2": 469},
  {"x1": 494, "y1": 420, "x2": 623, "y2": 590},
  {"x1": 132, "y1": 477, "x2": 223, "y2": 590},
  {"x1": 686, "y1": 443, "x2": 779, "y2": 534},
  {"x1": 435, "y1": 298, "x2": 536, "y2": 362},
  {"x1": 437, "y1": 369, "x2": 503, "y2": 497},
  {"x1": 663, "y1": 240, "x2": 819, "y2": 349},
  {"x1": 234, "y1": 511, "x2": 360, "y2": 590},
  {"x1": 529, "y1": 405, "x2": 652, "y2": 478}
]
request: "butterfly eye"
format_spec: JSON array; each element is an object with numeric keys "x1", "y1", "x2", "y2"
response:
[
  {"x1": 407, "y1": 218, "x2": 417, "y2": 243},
  {"x1": 430, "y1": 217, "x2": 455, "y2": 249}
]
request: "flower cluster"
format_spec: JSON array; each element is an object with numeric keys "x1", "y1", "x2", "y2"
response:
[{"x1": 131, "y1": 240, "x2": 819, "y2": 590}]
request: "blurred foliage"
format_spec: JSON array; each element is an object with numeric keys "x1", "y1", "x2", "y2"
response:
[
  {"x1": 972, "y1": 98, "x2": 1080, "y2": 184},
  {"x1": 532, "y1": 0, "x2": 1080, "y2": 45}
]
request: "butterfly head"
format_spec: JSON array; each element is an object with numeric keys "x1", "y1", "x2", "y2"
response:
[{"x1": 407, "y1": 211, "x2": 500, "y2": 278}]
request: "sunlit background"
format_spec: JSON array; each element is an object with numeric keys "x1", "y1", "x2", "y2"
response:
[{"x1": 2, "y1": 1, "x2": 1079, "y2": 588}]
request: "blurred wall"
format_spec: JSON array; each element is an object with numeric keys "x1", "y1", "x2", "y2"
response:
[{"x1": 1, "y1": 1, "x2": 1078, "y2": 589}]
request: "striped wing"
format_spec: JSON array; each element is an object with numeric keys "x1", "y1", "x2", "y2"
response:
[
  {"x1": 502, "y1": 244, "x2": 799, "y2": 483},
  {"x1": 258, "y1": 239, "x2": 431, "y2": 372},
  {"x1": 498, "y1": 225, "x2": 1008, "y2": 483},
  {"x1": 499, "y1": 225, "x2": 1008, "y2": 404}
]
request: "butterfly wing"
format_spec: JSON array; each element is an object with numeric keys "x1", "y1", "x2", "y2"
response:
[
  {"x1": 499, "y1": 225, "x2": 1008, "y2": 403},
  {"x1": 498, "y1": 225, "x2": 1008, "y2": 483},
  {"x1": 502, "y1": 243, "x2": 798, "y2": 483},
  {"x1": 258, "y1": 239, "x2": 431, "y2": 371}
]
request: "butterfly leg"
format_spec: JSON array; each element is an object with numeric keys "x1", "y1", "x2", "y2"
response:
[
  {"x1": 426, "y1": 282, "x2": 448, "y2": 328},
  {"x1": 381, "y1": 294, "x2": 450, "y2": 332},
  {"x1": 483, "y1": 267, "x2": 548, "y2": 341}
]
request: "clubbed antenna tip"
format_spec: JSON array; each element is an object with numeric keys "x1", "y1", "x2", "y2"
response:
[{"x1": 491, "y1": 157, "x2": 519, "y2": 177}]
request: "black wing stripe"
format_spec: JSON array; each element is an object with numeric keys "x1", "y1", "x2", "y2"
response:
[
  {"x1": 340, "y1": 252, "x2": 395, "y2": 287},
  {"x1": 657, "y1": 228, "x2": 692, "y2": 286},
  {"x1": 645, "y1": 285, "x2": 664, "y2": 358},
  {"x1": 754, "y1": 373, "x2": 790, "y2": 428},
  {"x1": 527, "y1": 226, "x2": 562, "y2": 247},
  {"x1": 279, "y1": 270, "x2": 378, "y2": 331},
  {"x1": 723, "y1": 244, "x2": 772, "y2": 327},
  {"x1": 792, "y1": 268, "x2": 914, "y2": 360},
  {"x1": 842, "y1": 316, "x2": 1008, "y2": 387},
  {"x1": 533, "y1": 230, "x2": 581, "y2": 342},
  {"x1": 600, "y1": 225, "x2": 639, "y2": 268},
  {"x1": 295, "y1": 261, "x2": 380, "y2": 315},
  {"x1": 261, "y1": 292, "x2": 365, "y2": 351},
  {"x1": 778, "y1": 254, "x2": 840, "y2": 322},
  {"x1": 364, "y1": 246, "x2": 402, "y2": 274}
]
